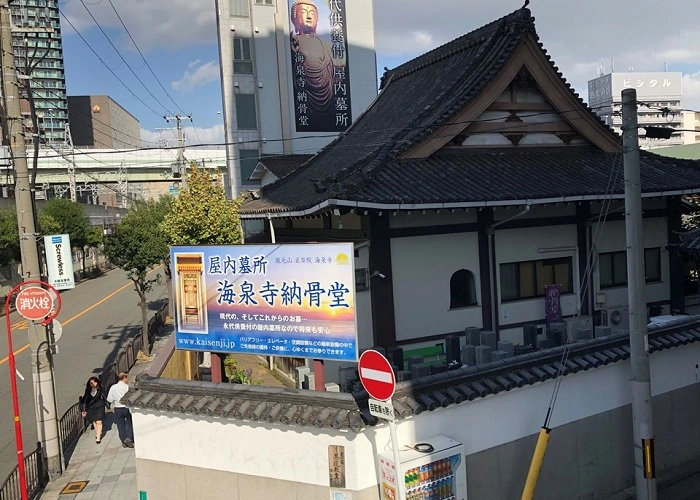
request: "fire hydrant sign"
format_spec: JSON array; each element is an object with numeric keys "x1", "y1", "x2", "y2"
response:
[
  {"x1": 44, "y1": 234, "x2": 75, "y2": 290},
  {"x1": 15, "y1": 287, "x2": 54, "y2": 321}
]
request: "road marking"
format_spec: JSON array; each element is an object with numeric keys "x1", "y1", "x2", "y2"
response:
[
  {"x1": 360, "y1": 367, "x2": 393, "y2": 384},
  {"x1": 0, "y1": 267, "x2": 163, "y2": 366}
]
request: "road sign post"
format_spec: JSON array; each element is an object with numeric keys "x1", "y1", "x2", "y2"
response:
[
  {"x1": 5, "y1": 281, "x2": 61, "y2": 500},
  {"x1": 358, "y1": 350, "x2": 403, "y2": 500}
]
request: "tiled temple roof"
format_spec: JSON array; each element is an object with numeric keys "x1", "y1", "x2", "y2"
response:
[{"x1": 126, "y1": 318, "x2": 700, "y2": 432}]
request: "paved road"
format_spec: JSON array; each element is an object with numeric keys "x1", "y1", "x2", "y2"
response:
[{"x1": 0, "y1": 268, "x2": 167, "y2": 478}]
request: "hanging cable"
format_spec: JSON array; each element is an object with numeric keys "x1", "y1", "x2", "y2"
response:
[
  {"x1": 59, "y1": 10, "x2": 165, "y2": 118},
  {"x1": 77, "y1": 0, "x2": 173, "y2": 115},
  {"x1": 106, "y1": 0, "x2": 189, "y2": 117}
]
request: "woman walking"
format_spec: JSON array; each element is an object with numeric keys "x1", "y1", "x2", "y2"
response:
[{"x1": 81, "y1": 377, "x2": 107, "y2": 444}]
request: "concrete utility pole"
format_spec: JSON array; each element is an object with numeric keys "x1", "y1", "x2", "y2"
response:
[
  {"x1": 165, "y1": 115, "x2": 190, "y2": 189},
  {"x1": 622, "y1": 88, "x2": 657, "y2": 499},
  {"x1": 1, "y1": 0, "x2": 61, "y2": 476}
]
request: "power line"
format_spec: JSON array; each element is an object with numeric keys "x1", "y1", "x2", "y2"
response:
[
  {"x1": 58, "y1": 9, "x2": 165, "y2": 118},
  {"x1": 12, "y1": 105, "x2": 621, "y2": 161},
  {"x1": 77, "y1": 0, "x2": 172, "y2": 116},
  {"x1": 106, "y1": 0, "x2": 189, "y2": 117},
  {"x1": 29, "y1": 78, "x2": 161, "y2": 146}
]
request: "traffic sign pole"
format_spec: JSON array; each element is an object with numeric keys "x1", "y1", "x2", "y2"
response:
[
  {"x1": 5, "y1": 281, "x2": 61, "y2": 499},
  {"x1": 389, "y1": 419, "x2": 404, "y2": 500},
  {"x1": 6, "y1": 291, "x2": 27, "y2": 500},
  {"x1": 358, "y1": 350, "x2": 404, "y2": 500}
]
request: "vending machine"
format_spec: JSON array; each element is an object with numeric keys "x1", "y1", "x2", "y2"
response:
[{"x1": 378, "y1": 435, "x2": 467, "y2": 500}]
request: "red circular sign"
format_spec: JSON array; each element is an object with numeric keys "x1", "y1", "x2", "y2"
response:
[
  {"x1": 358, "y1": 349, "x2": 396, "y2": 401},
  {"x1": 15, "y1": 287, "x2": 54, "y2": 321}
]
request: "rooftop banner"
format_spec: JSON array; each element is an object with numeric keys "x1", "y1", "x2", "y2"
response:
[
  {"x1": 171, "y1": 243, "x2": 358, "y2": 362},
  {"x1": 289, "y1": 0, "x2": 352, "y2": 132}
]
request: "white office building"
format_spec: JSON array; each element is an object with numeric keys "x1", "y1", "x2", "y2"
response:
[
  {"x1": 588, "y1": 72, "x2": 683, "y2": 149},
  {"x1": 215, "y1": 0, "x2": 378, "y2": 198}
]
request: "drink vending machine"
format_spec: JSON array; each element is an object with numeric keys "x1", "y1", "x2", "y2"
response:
[{"x1": 378, "y1": 435, "x2": 467, "y2": 500}]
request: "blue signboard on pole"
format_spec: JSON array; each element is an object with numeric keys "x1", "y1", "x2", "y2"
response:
[{"x1": 170, "y1": 243, "x2": 358, "y2": 361}]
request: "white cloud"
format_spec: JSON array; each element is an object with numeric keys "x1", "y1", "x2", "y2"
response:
[
  {"x1": 374, "y1": 0, "x2": 700, "y2": 100},
  {"x1": 61, "y1": 0, "x2": 217, "y2": 52},
  {"x1": 141, "y1": 124, "x2": 224, "y2": 148},
  {"x1": 188, "y1": 59, "x2": 202, "y2": 69},
  {"x1": 171, "y1": 61, "x2": 220, "y2": 93}
]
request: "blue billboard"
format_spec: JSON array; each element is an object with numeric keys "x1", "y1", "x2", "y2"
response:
[{"x1": 171, "y1": 243, "x2": 358, "y2": 361}]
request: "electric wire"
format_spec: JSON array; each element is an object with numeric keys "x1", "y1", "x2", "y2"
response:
[
  {"x1": 106, "y1": 0, "x2": 188, "y2": 117},
  {"x1": 39, "y1": 137, "x2": 139, "y2": 202},
  {"x1": 28, "y1": 78, "x2": 161, "y2": 146},
  {"x1": 541, "y1": 138, "x2": 625, "y2": 429},
  {"x1": 58, "y1": 9, "x2": 165, "y2": 118},
  {"x1": 77, "y1": 0, "x2": 172, "y2": 116},
  {"x1": 10, "y1": 105, "x2": 619, "y2": 161}
]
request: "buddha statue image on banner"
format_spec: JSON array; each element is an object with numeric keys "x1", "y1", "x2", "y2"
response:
[{"x1": 289, "y1": 0, "x2": 352, "y2": 132}]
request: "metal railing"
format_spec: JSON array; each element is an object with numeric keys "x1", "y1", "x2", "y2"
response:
[
  {"x1": 0, "y1": 443, "x2": 47, "y2": 500},
  {"x1": 0, "y1": 301, "x2": 169, "y2": 500},
  {"x1": 101, "y1": 302, "x2": 167, "y2": 390},
  {"x1": 58, "y1": 402, "x2": 86, "y2": 457}
]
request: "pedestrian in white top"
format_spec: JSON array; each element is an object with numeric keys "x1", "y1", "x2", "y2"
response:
[{"x1": 107, "y1": 372, "x2": 134, "y2": 448}]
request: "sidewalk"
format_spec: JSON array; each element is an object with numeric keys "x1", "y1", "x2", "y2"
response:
[
  {"x1": 39, "y1": 353, "x2": 290, "y2": 499},
  {"x1": 40, "y1": 415, "x2": 137, "y2": 500}
]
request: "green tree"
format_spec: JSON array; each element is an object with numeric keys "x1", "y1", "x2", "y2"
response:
[
  {"x1": 104, "y1": 198, "x2": 171, "y2": 355},
  {"x1": 39, "y1": 198, "x2": 91, "y2": 271},
  {"x1": 0, "y1": 209, "x2": 20, "y2": 267},
  {"x1": 162, "y1": 164, "x2": 242, "y2": 319},
  {"x1": 162, "y1": 163, "x2": 242, "y2": 246}
]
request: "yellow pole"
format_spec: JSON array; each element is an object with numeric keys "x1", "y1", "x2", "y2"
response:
[{"x1": 521, "y1": 427, "x2": 551, "y2": 500}]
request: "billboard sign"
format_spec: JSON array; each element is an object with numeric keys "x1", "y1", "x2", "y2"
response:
[
  {"x1": 171, "y1": 243, "x2": 358, "y2": 361},
  {"x1": 589, "y1": 72, "x2": 683, "y2": 105},
  {"x1": 610, "y1": 72, "x2": 682, "y2": 100},
  {"x1": 289, "y1": 0, "x2": 352, "y2": 132},
  {"x1": 44, "y1": 234, "x2": 75, "y2": 290}
]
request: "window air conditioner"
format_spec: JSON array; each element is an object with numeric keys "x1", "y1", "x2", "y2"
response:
[{"x1": 601, "y1": 307, "x2": 630, "y2": 333}]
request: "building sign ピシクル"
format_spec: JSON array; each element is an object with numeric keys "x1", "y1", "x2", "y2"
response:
[
  {"x1": 171, "y1": 243, "x2": 358, "y2": 361},
  {"x1": 289, "y1": 0, "x2": 352, "y2": 132}
]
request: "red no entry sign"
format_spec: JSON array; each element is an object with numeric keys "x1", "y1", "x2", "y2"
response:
[
  {"x1": 358, "y1": 349, "x2": 396, "y2": 402},
  {"x1": 15, "y1": 287, "x2": 54, "y2": 321}
]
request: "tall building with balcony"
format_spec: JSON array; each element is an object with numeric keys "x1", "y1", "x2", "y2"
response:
[
  {"x1": 215, "y1": 0, "x2": 378, "y2": 197},
  {"x1": 11, "y1": 0, "x2": 68, "y2": 145},
  {"x1": 588, "y1": 72, "x2": 683, "y2": 149}
]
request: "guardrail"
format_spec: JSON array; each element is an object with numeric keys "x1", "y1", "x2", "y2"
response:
[
  {"x1": 0, "y1": 443, "x2": 47, "y2": 500},
  {"x1": 0, "y1": 301, "x2": 169, "y2": 500},
  {"x1": 58, "y1": 402, "x2": 86, "y2": 458},
  {"x1": 101, "y1": 302, "x2": 167, "y2": 390}
]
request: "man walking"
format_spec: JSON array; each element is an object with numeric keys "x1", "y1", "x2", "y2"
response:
[{"x1": 107, "y1": 372, "x2": 134, "y2": 448}]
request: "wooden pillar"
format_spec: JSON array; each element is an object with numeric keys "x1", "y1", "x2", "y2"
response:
[
  {"x1": 369, "y1": 212, "x2": 397, "y2": 347},
  {"x1": 576, "y1": 202, "x2": 592, "y2": 316},
  {"x1": 477, "y1": 209, "x2": 494, "y2": 330},
  {"x1": 668, "y1": 197, "x2": 685, "y2": 313},
  {"x1": 211, "y1": 353, "x2": 223, "y2": 383}
]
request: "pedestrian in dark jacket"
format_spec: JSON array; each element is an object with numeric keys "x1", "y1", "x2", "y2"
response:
[{"x1": 80, "y1": 376, "x2": 107, "y2": 444}]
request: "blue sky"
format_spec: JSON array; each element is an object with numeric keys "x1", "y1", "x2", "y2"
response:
[{"x1": 59, "y1": 0, "x2": 700, "y2": 147}]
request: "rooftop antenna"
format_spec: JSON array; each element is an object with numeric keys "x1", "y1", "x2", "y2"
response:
[
  {"x1": 611, "y1": 58, "x2": 615, "y2": 72},
  {"x1": 664, "y1": 62, "x2": 668, "y2": 72}
]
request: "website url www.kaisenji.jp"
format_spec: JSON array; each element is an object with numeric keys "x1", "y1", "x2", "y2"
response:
[{"x1": 180, "y1": 338, "x2": 236, "y2": 349}]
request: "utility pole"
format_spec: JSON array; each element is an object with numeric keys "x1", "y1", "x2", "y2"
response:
[
  {"x1": 1, "y1": 0, "x2": 61, "y2": 476},
  {"x1": 165, "y1": 115, "x2": 189, "y2": 189},
  {"x1": 622, "y1": 88, "x2": 657, "y2": 499}
]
